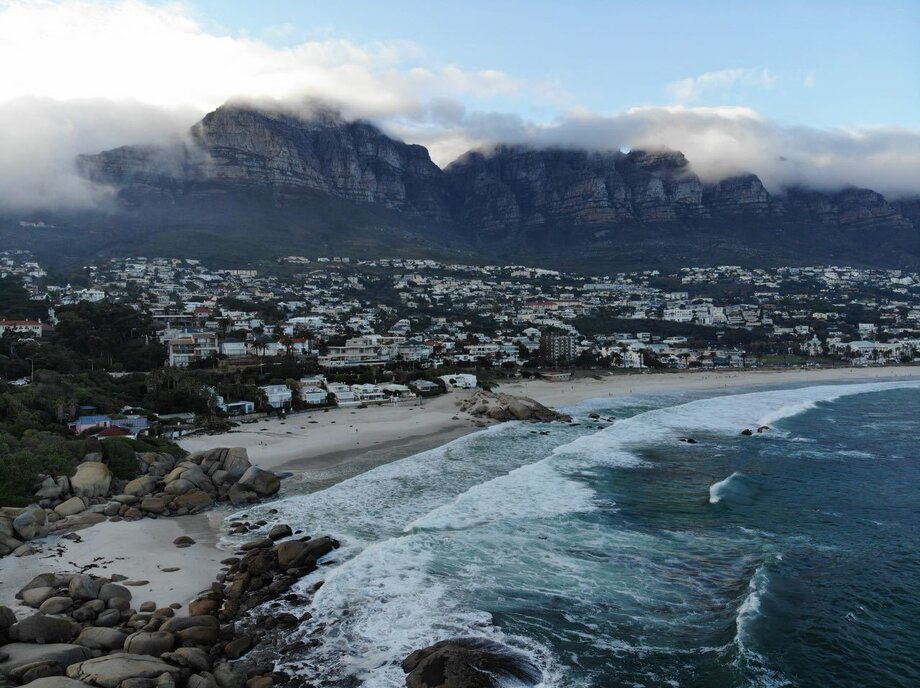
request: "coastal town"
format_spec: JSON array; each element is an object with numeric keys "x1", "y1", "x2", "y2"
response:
[
  {"x1": 3, "y1": 250, "x2": 920, "y2": 390},
  {"x1": 2, "y1": 246, "x2": 918, "y2": 687},
  {"x1": 0, "y1": 247, "x2": 918, "y2": 447}
]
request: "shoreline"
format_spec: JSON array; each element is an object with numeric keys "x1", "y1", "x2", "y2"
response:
[
  {"x1": 183, "y1": 365, "x2": 920, "y2": 480},
  {"x1": 178, "y1": 390, "x2": 487, "y2": 475},
  {"x1": 4, "y1": 365, "x2": 916, "y2": 621},
  {"x1": 498, "y1": 365, "x2": 920, "y2": 409}
]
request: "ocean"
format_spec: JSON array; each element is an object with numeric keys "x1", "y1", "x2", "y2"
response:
[{"x1": 233, "y1": 380, "x2": 920, "y2": 688}]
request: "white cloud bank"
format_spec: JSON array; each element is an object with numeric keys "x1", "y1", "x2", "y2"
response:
[
  {"x1": 0, "y1": 0, "x2": 917, "y2": 211},
  {"x1": 393, "y1": 105, "x2": 920, "y2": 197},
  {"x1": 666, "y1": 68, "x2": 779, "y2": 102}
]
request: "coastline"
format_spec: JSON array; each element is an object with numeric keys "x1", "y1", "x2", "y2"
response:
[
  {"x1": 183, "y1": 365, "x2": 920, "y2": 479},
  {"x1": 177, "y1": 390, "x2": 486, "y2": 474},
  {"x1": 5, "y1": 365, "x2": 917, "y2": 622},
  {"x1": 498, "y1": 365, "x2": 920, "y2": 409}
]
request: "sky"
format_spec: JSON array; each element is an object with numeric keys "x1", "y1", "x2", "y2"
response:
[{"x1": 0, "y1": 0, "x2": 918, "y2": 210}]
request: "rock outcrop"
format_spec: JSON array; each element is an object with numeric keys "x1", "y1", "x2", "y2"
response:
[
  {"x1": 69, "y1": 463, "x2": 112, "y2": 500},
  {"x1": 459, "y1": 390, "x2": 571, "y2": 423},
  {"x1": 401, "y1": 638, "x2": 541, "y2": 688},
  {"x1": 1, "y1": 516, "x2": 338, "y2": 688},
  {"x1": 0, "y1": 448, "x2": 283, "y2": 564}
]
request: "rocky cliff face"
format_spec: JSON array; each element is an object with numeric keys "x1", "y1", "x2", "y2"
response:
[
  {"x1": 444, "y1": 147, "x2": 631, "y2": 234},
  {"x1": 443, "y1": 147, "x2": 711, "y2": 233},
  {"x1": 702, "y1": 174, "x2": 771, "y2": 215},
  {"x1": 79, "y1": 105, "x2": 451, "y2": 220},
  {"x1": 444, "y1": 146, "x2": 915, "y2": 236},
  {"x1": 74, "y1": 104, "x2": 919, "y2": 268}
]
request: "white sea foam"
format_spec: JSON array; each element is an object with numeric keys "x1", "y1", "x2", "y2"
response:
[
  {"x1": 709, "y1": 472, "x2": 745, "y2": 504},
  {"x1": 258, "y1": 380, "x2": 917, "y2": 686},
  {"x1": 552, "y1": 380, "x2": 920, "y2": 471},
  {"x1": 406, "y1": 458, "x2": 597, "y2": 532},
  {"x1": 736, "y1": 565, "x2": 768, "y2": 641},
  {"x1": 293, "y1": 530, "x2": 569, "y2": 687}
]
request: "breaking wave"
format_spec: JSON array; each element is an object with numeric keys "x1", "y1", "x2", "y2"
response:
[
  {"x1": 710, "y1": 472, "x2": 746, "y2": 504},
  {"x1": 228, "y1": 379, "x2": 919, "y2": 687}
]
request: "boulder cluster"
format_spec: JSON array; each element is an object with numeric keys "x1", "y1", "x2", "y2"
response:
[
  {"x1": 459, "y1": 391, "x2": 571, "y2": 423},
  {"x1": 0, "y1": 522, "x2": 339, "y2": 688},
  {"x1": 0, "y1": 449, "x2": 280, "y2": 562}
]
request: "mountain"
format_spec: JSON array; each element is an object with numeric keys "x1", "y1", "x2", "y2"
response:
[
  {"x1": 441, "y1": 145, "x2": 918, "y2": 268},
  {"x1": 79, "y1": 106, "x2": 451, "y2": 220},
  {"x1": 6, "y1": 104, "x2": 917, "y2": 271}
]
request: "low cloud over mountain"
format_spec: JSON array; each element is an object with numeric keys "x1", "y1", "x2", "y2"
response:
[{"x1": 0, "y1": 0, "x2": 917, "y2": 211}]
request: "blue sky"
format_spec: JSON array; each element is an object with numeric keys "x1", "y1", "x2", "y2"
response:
[
  {"x1": 185, "y1": 0, "x2": 919, "y2": 129},
  {"x1": 0, "y1": 0, "x2": 918, "y2": 207}
]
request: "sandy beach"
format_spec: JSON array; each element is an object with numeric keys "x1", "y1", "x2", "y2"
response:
[
  {"x1": 180, "y1": 365, "x2": 920, "y2": 477},
  {"x1": 0, "y1": 511, "x2": 229, "y2": 617},
  {"x1": 498, "y1": 365, "x2": 920, "y2": 408},
  {"x1": 7, "y1": 365, "x2": 916, "y2": 618},
  {"x1": 178, "y1": 391, "x2": 484, "y2": 474}
]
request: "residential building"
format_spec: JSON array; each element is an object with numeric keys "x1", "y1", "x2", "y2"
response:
[
  {"x1": 539, "y1": 333, "x2": 577, "y2": 363},
  {"x1": 439, "y1": 373, "x2": 478, "y2": 389},
  {"x1": 318, "y1": 335, "x2": 395, "y2": 368},
  {"x1": 0, "y1": 320, "x2": 43, "y2": 337},
  {"x1": 166, "y1": 330, "x2": 219, "y2": 367},
  {"x1": 259, "y1": 384, "x2": 292, "y2": 409}
]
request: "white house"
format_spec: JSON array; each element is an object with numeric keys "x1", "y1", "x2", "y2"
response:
[
  {"x1": 380, "y1": 383, "x2": 415, "y2": 400},
  {"x1": 298, "y1": 379, "x2": 329, "y2": 405},
  {"x1": 259, "y1": 384, "x2": 292, "y2": 409},
  {"x1": 396, "y1": 342, "x2": 433, "y2": 362},
  {"x1": 215, "y1": 395, "x2": 256, "y2": 416},
  {"x1": 166, "y1": 330, "x2": 219, "y2": 367},
  {"x1": 621, "y1": 349, "x2": 645, "y2": 369},
  {"x1": 326, "y1": 382, "x2": 358, "y2": 406},
  {"x1": 319, "y1": 335, "x2": 396, "y2": 368},
  {"x1": 220, "y1": 339, "x2": 248, "y2": 357},
  {"x1": 439, "y1": 373, "x2": 478, "y2": 390},
  {"x1": 351, "y1": 383, "x2": 387, "y2": 402}
]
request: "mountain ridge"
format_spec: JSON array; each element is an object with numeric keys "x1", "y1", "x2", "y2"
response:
[{"x1": 29, "y1": 103, "x2": 920, "y2": 270}]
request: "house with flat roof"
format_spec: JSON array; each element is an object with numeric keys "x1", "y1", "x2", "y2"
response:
[
  {"x1": 327, "y1": 382, "x2": 358, "y2": 406},
  {"x1": 166, "y1": 330, "x2": 219, "y2": 367},
  {"x1": 259, "y1": 384, "x2": 292, "y2": 409},
  {"x1": 69, "y1": 415, "x2": 112, "y2": 435}
]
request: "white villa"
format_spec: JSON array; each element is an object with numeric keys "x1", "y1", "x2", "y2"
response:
[{"x1": 259, "y1": 384, "x2": 293, "y2": 409}]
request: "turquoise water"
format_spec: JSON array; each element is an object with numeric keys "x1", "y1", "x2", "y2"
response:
[{"x1": 236, "y1": 380, "x2": 920, "y2": 687}]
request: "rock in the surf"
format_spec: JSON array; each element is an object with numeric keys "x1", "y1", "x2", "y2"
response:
[{"x1": 402, "y1": 637, "x2": 541, "y2": 688}]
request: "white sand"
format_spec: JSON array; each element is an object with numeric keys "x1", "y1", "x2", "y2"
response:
[
  {"x1": 178, "y1": 391, "x2": 483, "y2": 473},
  {"x1": 497, "y1": 365, "x2": 920, "y2": 408},
  {"x1": 0, "y1": 512, "x2": 229, "y2": 617},
  {"x1": 181, "y1": 366, "x2": 920, "y2": 476}
]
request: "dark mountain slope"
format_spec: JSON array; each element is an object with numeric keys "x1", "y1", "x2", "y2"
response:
[{"x1": 6, "y1": 103, "x2": 915, "y2": 271}]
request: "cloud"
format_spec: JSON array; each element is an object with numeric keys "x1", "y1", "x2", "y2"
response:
[
  {"x1": 0, "y1": 0, "x2": 916, "y2": 212},
  {"x1": 0, "y1": 0, "x2": 561, "y2": 209},
  {"x1": 0, "y1": 96, "x2": 198, "y2": 211},
  {"x1": 666, "y1": 68, "x2": 779, "y2": 102},
  {"x1": 387, "y1": 103, "x2": 920, "y2": 197},
  {"x1": 0, "y1": 0, "x2": 541, "y2": 116}
]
